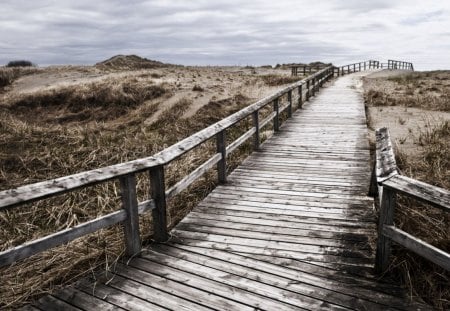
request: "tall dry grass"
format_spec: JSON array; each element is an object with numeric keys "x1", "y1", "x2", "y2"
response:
[
  {"x1": 0, "y1": 69, "x2": 281, "y2": 308},
  {"x1": 365, "y1": 71, "x2": 449, "y2": 310}
]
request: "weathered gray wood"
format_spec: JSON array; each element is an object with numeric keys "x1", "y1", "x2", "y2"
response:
[
  {"x1": 287, "y1": 90, "x2": 292, "y2": 117},
  {"x1": 226, "y1": 127, "x2": 256, "y2": 155},
  {"x1": 35, "y1": 295, "x2": 82, "y2": 311},
  {"x1": 375, "y1": 187, "x2": 396, "y2": 274},
  {"x1": 375, "y1": 127, "x2": 398, "y2": 181},
  {"x1": 252, "y1": 110, "x2": 260, "y2": 150},
  {"x1": 306, "y1": 79, "x2": 310, "y2": 100},
  {"x1": 120, "y1": 174, "x2": 141, "y2": 257},
  {"x1": 149, "y1": 165, "x2": 168, "y2": 242},
  {"x1": 166, "y1": 153, "x2": 222, "y2": 199},
  {"x1": 216, "y1": 130, "x2": 227, "y2": 183},
  {"x1": 298, "y1": 84, "x2": 303, "y2": 108},
  {"x1": 273, "y1": 98, "x2": 279, "y2": 132},
  {"x1": 383, "y1": 225, "x2": 450, "y2": 271},
  {"x1": 54, "y1": 287, "x2": 122, "y2": 310},
  {"x1": 382, "y1": 175, "x2": 450, "y2": 211},
  {"x1": 0, "y1": 209, "x2": 126, "y2": 267},
  {"x1": 259, "y1": 111, "x2": 276, "y2": 129}
]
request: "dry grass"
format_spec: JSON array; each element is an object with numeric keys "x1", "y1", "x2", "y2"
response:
[
  {"x1": 0, "y1": 67, "x2": 262, "y2": 308},
  {"x1": 0, "y1": 67, "x2": 39, "y2": 89},
  {"x1": 365, "y1": 71, "x2": 449, "y2": 310},
  {"x1": 262, "y1": 74, "x2": 301, "y2": 86},
  {"x1": 365, "y1": 71, "x2": 450, "y2": 111}
]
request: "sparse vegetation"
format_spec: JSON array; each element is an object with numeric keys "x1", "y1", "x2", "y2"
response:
[
  {"x1": 262, "y1": 74, "x2": 300, "y2": 86},
  {"x1": 365, "y1": 71, "x2": 450, "y2": 310}
]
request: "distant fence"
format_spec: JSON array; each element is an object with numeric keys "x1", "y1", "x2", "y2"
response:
[
  {"x1": 369, "y1": 128, "x2": 450, "y2": 274},
  {"x1": 0, "y1": 67, "x2": 335, "y2": 268},
  {"x1": 292, "y1": 59, "x2": 414, "y2": 77},
  {"x1": 291, "y1": 65, "x2": 330, "y2": 76}
]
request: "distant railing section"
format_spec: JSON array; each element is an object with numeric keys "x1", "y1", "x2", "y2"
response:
[
  {"x1": 0, "y1": 66, "x2": 335, "y2": 268},
  {"x1": 291, "y1": 65, "x2": 330, "y2": 76},
  {"x1": 386, "y1": 59, "x2": 414, "y2": 71},
  {"x1": 369, "y1": 128, "x2": 450, "y2": 274}
]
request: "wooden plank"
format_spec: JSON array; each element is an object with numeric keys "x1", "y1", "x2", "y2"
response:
[
  {"x1": 0, "y1": 209, "x2": 126, "y2": 268},
  {"x1": 140, "y1": 250, "x2": 352, "y2": 311},
  {"x1": 157, "y1": 244, "x2": 421, "y2": 310},
  {"x1": 78, "y1": 280, "x2": 168, "y2": 311},
  {"x1": 226, "y1": 127, "x2": 256, "y2": 155},
  {"x1": 127, "y1": 258, "x2": 304, "y2": 311},
  {"x1": 165, "y1": 153, "x2": 221, "y2": 199},
  {"x1": 216, "y1": 130, "x2": 227, "y2": 183},
  {"x1": 375, "y1": 187, "x2": 395, "y2": 274},
  {"x1": 382, "y1": 175, "x2": 450, "y2": 211},
  {"x1": 375, "y1": 127, "x2": 398, "y2": 181},
  {"x1": 34, "y1": 295, "x2": 82, "y2": 311},
  {"x1": 54, "y1": 287, "x2": 123, "y2": 311},
  {"x1": 383, "y1": 225, "x2": 450, "y2": 271}
]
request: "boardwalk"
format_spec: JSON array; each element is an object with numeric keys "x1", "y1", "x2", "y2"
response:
[{"x1": 27, "y1": 72, "x2": 429, "y2": 310}]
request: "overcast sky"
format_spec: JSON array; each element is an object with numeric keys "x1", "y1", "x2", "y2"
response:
[{"x1": 1, "y1": 0, "x2": 450, "y2": 70}]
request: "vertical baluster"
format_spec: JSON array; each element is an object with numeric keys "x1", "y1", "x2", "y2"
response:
[
  {"x1": 216, "y1": 130, "x2": 227, "y2": 183},
  {"x1": 120, "y1": 173, "x2": 141, "y2": 256},
  {"x1": 287, "y1": 90, "x2": 292, "y2": 118},
  {"x1": 375, "y1": 188, "x2": 396, "y2": 274},
  {"x1": 273, "y1": 98, "x2": 279, "y2": 132},
  {"x1": 252, "y1": 110, "x2": 260, "y2": 150},
  {"x1": 298, "y1": 84, "x2": 303, "y2": 108},
  {"x1": 150, "y1": 165, "x2": 168, "y2": 242}
]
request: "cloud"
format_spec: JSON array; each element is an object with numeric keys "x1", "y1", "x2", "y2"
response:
[{"x1": 1, "y1": 0, "x2": 450, "y2": 69}]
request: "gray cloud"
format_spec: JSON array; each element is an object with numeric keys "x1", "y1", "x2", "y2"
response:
[{"x1": 1, "y1": 0, "x2": 450, "y2": 69}]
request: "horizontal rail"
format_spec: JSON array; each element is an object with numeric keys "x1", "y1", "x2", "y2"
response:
[
  {"x1": 0, "y1": 66, "x2": 333, "y2": 211},
  {"x1": 165, "y1": 153, "x2": 222, "y2": 199},
  {"x1": 0, "y1": 66, "x2": 335, "y2": 267},
  {"x1": 383, "y1": 225, "x2": 450, "y2": 271},
  {"x1": 370, "y1": 127, "x2": 449, "y2": 273}
]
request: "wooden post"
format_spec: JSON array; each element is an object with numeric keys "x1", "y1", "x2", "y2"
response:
[
  {"x1": 273, "y1": 98, "x2": 279, "y2": 132},
  {"x1": 149, "y1": 165, "x2": 168, "y2": 242},
  {"x1": 119, "y1": 174, "x2": 141, "y2": 256},
  {"x1": 368, "y1": 162, "x2": 378, "y2": 197},
  {"x1": 298, "y1": 84, "x2": 303, "y2": 108},
  {"x1": 303, "y1": 66, "x2": 306, "y2": 75},
  {"x1": 306, "y1": 80, "x2": 310, "y2": 100},
  {"x1": 364, "y1": 62, "x2": 366, "y2": 70},
  {"x1": 252, "y1": 110, "x2": 259, "y2": 150},
  {"x1": 375, "y1": 187, "x2": 396, "y2": 274},
  {"x1": 216, "y1": 130, "x2": 227, "y2": 183},
  {"x1": 353, "y1": 64, "x2": 356, "y2": 72},
  {"x1": 359, "y1": 63, "x2": 361, "y2": 71},
  {"x1": 287, "y1": 90, "x2": 292, "y2": 118}
]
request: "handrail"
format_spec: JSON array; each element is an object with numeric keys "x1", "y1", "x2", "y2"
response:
[
  {"x1": 369, "y1": 128, "x2": 450, "y2": 274},
  {"x1": 290, "y1": 65, "x2": 330, "y2": 76},
  {"x1": 0, "y1": 66, "x2": 335, "y2": 267}
]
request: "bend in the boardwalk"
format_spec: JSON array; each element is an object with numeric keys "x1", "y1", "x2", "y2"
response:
[{"x1": 28, "y1": 72, "x2": 431, "y2": 310}]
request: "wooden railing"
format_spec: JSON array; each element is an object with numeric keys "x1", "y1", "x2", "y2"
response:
[
  {"x1": 334, "y1": 60, "x2": 380, "y2": 76},
  {"x1": 0, "y1": 67, "x2": 335, "y2": 268},
  {"x1": 369, "y1": 128, "x2": 450, "y2": 274},
  {"x1": 291, "y1": 65, "x2": 330, "y2": 76},
  {"x1": 387, "y1": 59, "x2": 414, "y2": 71}
]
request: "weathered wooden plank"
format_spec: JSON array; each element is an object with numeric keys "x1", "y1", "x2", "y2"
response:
[
  {"x1": 54, "y1": 287, "x2": 122, "y2": 311},
  {"x1": 34, "y1": 295, "x2": 82, "y2": 311},
  {"x1": 383, "y1": 225, "x2": 450, "y2": 271},
  {"x1": 165, "y1": 153, "x2": 221, "y2": 199},
  {"x1": 375, "y1": 187, "x2": 396, "y2": 274},
  {"x1": 382, "y1": 175, "x2": 450, "y2": 211},
  {"x1": 226, "y1": 127, "x2": 256, "y2": 155},
  {"x1": 375, "y1": 127, "x2": 398, "y2": 181},
  {"x1": 216, "y1": 130, "x2": 227, "y2": 183},
  {"x1": 0, "y1": 209, "x2": 126, "y2": 268},
  {"x1": 128, "y1": 258, "x2": 304, "y2": 311},
  {"x1": 150, "y1": 165, "x2": 168, "y2": 242},
  {"x1": 119, "y1": 174, "x2": 141, "y2": 257},
  {"x1": 78, "y1": 280, "x2": 168, "y2": 311}
]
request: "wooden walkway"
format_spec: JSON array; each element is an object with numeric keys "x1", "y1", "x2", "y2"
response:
[{"x1": 27, "y1": 72, "x2": 430, "y2": 310}]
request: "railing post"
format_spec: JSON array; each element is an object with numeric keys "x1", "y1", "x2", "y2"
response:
[
  {"x1": 368, "y1": 161, "x2": 378, "y2": 197},
  {"x1": 273, "y1": 98, "x2": 279, "y2": 132},
  {"x1": 353, "y1": 64, "x2": 356, "y2": 72},
  {"x1": 303, "y1": 66, "x2": 306, "y2": 75},
  {"x1": 311, "y1": 77, "x2": 316, "y2": 96},
  {"x1": 252, "y1": 110, "x2": 260, "y2": 150},
  {"x1": 375, "y1": 187, "x2": 396, "y2": 274},
  {"x1": 298, "y1": 84, "x2": 303, "y2": 108},
  {"x1": 364, "y1": 62, "x2": 366, "y2": 70},
  {"x1": 120, "y1": 173, "x2": 141, "y2": 256},
  {"x1": 216, "y1": 130, "x2": 227, "y2": 183},
  {"x1": 359, "y1": 63, "x2": 361, "y2": 71},
  {"x1": 150, "y1": 165, "x2": 168, "y2": 242},
  {"x1": 306, "y1": 80, "x2": 310, "y2": 100},
  {"x1": 287, "y1": 90, "x2": 292, "y2": 118}
]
